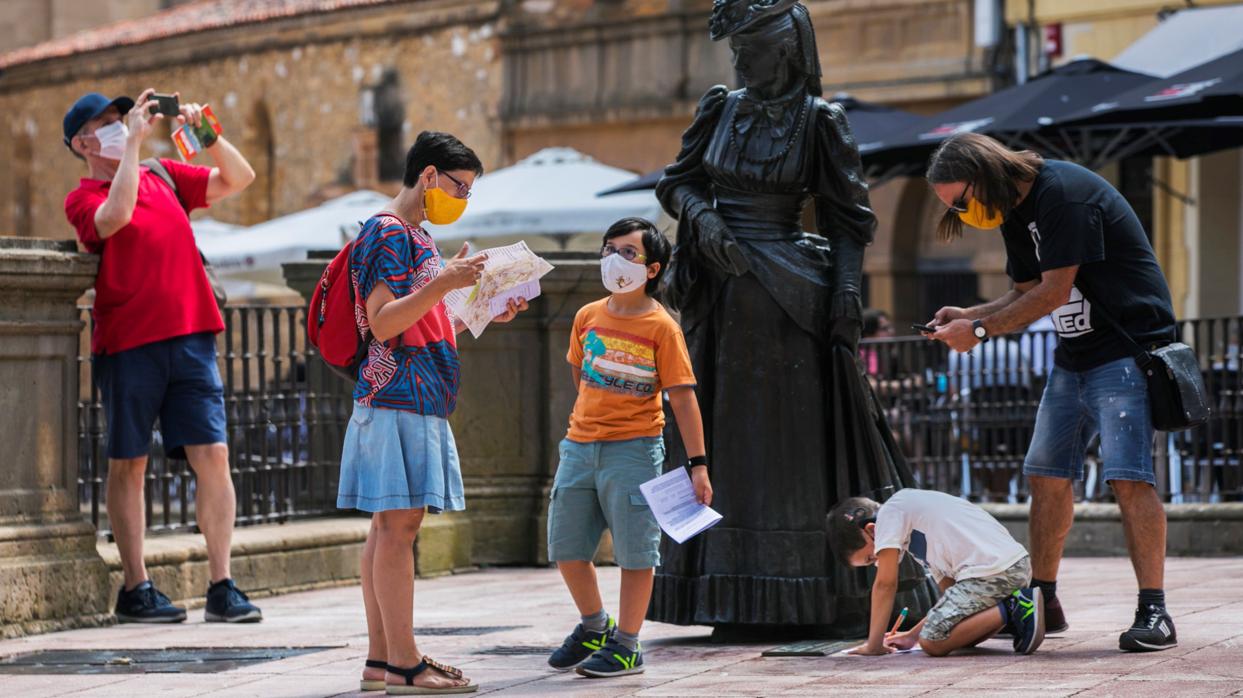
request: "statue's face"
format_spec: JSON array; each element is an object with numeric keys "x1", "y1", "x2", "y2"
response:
[{"x1": 729, "y1": 36, "x2": 787, "y2": 90}]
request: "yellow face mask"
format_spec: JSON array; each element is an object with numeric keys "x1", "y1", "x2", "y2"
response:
[
  {"x1": 957, "y1": 198, "x2": 1004, "y2": 230},
  {"x1": 424, "y1": 173, "x2": 468, "y2": 225}
]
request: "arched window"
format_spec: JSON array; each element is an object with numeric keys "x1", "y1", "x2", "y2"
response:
[
  {"x1": 373, "y1": 69, "x2": 406, "y2": 182},
  {"x1": 242, "y1": 101, "x2": 275, "y2": 224}
]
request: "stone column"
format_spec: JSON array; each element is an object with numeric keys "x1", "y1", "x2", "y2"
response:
[{"x1": 0, "y1": 237, "x2": 110, "y2": 637}]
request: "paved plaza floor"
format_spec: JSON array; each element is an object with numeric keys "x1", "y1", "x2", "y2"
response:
[{"x1": 0, "y1": 557, "x2": 1240, "y2": 697}]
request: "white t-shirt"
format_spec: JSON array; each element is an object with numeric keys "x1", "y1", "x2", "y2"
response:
[{"x1": 873, "y1": 489, "x2": 1028, "y2": 582}]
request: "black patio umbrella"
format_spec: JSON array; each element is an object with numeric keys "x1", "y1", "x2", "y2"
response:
[
  {"x1": 597, "y1": 94, "x2": 927, "y2": 195},
  {"x1": 860, "y1": 58, "x2": 1157, "y2": 176},
  {"x1": 1058, "y1": 47, "x2": 1243, "y2": 124}
]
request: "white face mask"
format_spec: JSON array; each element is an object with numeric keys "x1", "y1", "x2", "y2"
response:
[
  {"x1": 93, "y1": 121, "x2": 129, "y2": 161},
  {"x1": 600, "y1": 253, "x2": 649, "y2": 294}
]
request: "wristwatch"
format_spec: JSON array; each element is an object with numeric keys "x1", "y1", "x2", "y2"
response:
[{"x1": 972, "y1": 319, "x2": 990, "y2": 343}]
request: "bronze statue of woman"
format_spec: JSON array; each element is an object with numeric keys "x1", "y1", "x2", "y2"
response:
[{"x1": 649, "y1": 0, "x2": 937, "y2": 637}]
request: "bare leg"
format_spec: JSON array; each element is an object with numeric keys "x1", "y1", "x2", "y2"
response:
[
  {"x1": 1027, "y1": 475, "x2": 1075, "y2": 583},
  {"x1": 920, "y1": 607, "x2": 1007, "y2": 657},
  {"x1": 617, "y1": 568, "x2": 654, "y2": 637},
  {"x1": 184, "y1": 443, "x2": 236, "y2": 583},
  {"x1": 107, "y1": 456, "x2": 150, "y2": 589},
  {"x1": 557, "y1": 560, "x2": 605, "y2": 617},
  {"x1": 373, "y1": 509, "x2": 468, "y2": 690},
  {"x1": 1111, "y1": 480, "x2": 1166, "y2": 589},
  {"x1": 360, "y1": 518, "x2": 386, "y2": 684}
]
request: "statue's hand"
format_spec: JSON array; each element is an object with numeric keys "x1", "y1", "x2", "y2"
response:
[
  {"x1": 830, "y1": 290, "x2": 863, "y2": 350},
  {"x1": 693, "y1": 209, "x2": 750, "y2": 276}
]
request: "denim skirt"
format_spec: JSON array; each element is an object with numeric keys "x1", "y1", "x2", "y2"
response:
[{"x1": 336, "y1": 402, "x2": 466, "y2": 513}]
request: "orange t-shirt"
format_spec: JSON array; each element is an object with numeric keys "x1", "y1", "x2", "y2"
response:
[{"x1": 566, "y1": 298, "x2": 696, "y2": 442}]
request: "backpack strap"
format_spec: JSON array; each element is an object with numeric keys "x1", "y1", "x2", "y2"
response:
[{"x1": 140, "y1": 157, "x2": 188, "y2": 212}]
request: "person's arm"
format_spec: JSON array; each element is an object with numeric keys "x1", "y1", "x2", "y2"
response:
[
  {"x1": 570, "y1": 367, "x2": 581, "y2": 392},
  {"x1": 94, "y1": 90, "x2": 160, "y2": 239},
  {"x1": 931, "y1": 280, "x2": 1037, "y2": 326},
  {"x1": 667, "y1": 385, "x2": 711, "y2": 505},
  {"x1": 933, "y1": 271, "x2": 1073, "y2": 352},
  {"x1": 851, "y1": 548, "x2": 900, "y2": 656},
  {"x1": 172, "y1": 99, "x2": 255, "y2": 204},
  {"x1": 365, "y1": 243, "x2": 483, "y2": 341}
]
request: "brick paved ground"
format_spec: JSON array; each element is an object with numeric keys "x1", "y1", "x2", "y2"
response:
[{"x1": 0, "y1": 557, "x2": 1240, "y2": 697}]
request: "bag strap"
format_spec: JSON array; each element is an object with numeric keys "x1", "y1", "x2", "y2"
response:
[
  {"x1": 140, "y1": 158, "x2": 187, "y2": 212},
  {"x1": 1072, "y1": 283, "x2": 1162, "y2": 367}
]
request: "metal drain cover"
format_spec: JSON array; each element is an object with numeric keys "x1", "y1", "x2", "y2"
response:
[
  {"x1": 418, "y1": 625, "x2": 528, "y2": 636},
  {"x1": 0, "y1": 647, "x2": 334, "y2": 674}
]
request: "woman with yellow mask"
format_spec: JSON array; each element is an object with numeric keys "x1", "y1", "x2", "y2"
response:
[{"x1": 922, "y1": 132, "x2": 1180, "y2": 655}]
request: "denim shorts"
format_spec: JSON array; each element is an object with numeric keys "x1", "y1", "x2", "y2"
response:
[
  {"x1": 547, "y1": 437, "x2": 664, "y2": 569},
  {"x1": 1024, "y1": 357, "x2": 1155, "y2": 485},
  {"x1": 337, "y1": 402, "x2": 465, "y2": 514},
  {"x1": 92, "y1": 332, "x2": 227, "y2": 460}
]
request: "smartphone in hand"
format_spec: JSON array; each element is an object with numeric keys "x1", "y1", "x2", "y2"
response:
[
  {"x1": 911, "y1": 323, "x2": 937, "y2": 334},
  {"x1": 150, "y1": 93, "x2": 180, "y2": 117}
]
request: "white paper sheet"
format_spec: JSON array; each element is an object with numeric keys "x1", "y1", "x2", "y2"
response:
[
  {"x1": 442, "y1": 241, "x2": 553, "y2": 338},
  {"x1": 836, "y1": 646, "x2": 923, "y2": 657},
  {"x1": 638, "y1": 467, "x2": 722, "y2": 544}
]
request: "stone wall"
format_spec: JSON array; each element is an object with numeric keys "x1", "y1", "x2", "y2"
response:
[{"x1": 0, "y1": 1, "x2": 504, "y2": 238}]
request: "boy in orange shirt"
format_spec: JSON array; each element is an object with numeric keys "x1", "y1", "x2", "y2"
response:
[{"x1": 546, "y1": 217, "x2": 713, "y2": 678}]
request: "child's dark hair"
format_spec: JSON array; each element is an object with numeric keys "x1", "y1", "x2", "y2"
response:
[
  {"x1": 827, "y1": 496, "x2": 881, "y2": 564},
  {"x1": 602, "y1": 217, "x2": 671, "y2": 295},
  {"x1": 403, "y1": 131, "x2": 484, "y2": 188}
]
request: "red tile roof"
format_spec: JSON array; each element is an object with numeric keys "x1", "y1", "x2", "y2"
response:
[{"x1": 0, "y1": 0, "x2": 406, "y2": 69}]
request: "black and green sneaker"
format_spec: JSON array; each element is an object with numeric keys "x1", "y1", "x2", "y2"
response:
[
  {"x1": 548, "y1": 616, "x2": 615, "y2": 671},
  {"x1": 576, "y1": 638, "x2": 644, "y2": 678},
  {"x1": 1006, "y1": 587, "x2": 1046, "y2": 655}
]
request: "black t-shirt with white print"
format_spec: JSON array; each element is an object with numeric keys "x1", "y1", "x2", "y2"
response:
[{"x1": 1001, "y1": 160, "x2": 1176, "y2": 372}]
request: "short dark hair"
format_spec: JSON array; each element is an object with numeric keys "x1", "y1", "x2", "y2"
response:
[
  {"x1": 403, "y1": 131, "x2": 483, "y2": 188},
  {"x1": 925, "y1": 132, "x2": 1044, "y2": 242},
  {"x1": 602, "y1": 217, "x2": 671, "y2": 296},
  {"x1": 826, "y1": 496, "x2": 881, "y2": 564}
]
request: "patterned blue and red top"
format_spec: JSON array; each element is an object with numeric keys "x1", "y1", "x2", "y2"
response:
[{"x1": 349, "y1": 214, "x2": 459, "y2": 415}]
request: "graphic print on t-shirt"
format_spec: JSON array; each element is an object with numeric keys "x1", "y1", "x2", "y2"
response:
[
  {"x1": 579, "y1": 326, "x2": 658, "y2": 398},
  {"x1": 1051, "y1": 286, "x2": 1094, "y2": 338}
]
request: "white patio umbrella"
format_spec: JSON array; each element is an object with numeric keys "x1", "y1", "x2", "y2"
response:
[
  {"x1": 424, "y1": 147, "x2": 662, "y2": 247},
  {"x1": 199, "y1": 190, "x2": 390, "y2": 275}
]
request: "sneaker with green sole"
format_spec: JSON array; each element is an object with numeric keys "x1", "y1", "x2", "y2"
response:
[
  {"x1": 548, "y1": 616, "x2": 615, "y2": 670},
  {"x1": 576, "y1": 637, "x2": 644, "y2": 678}
]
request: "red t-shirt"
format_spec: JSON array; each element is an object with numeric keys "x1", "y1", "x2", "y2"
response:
[{"x1": 65, "y1": 159, "x2": 224, "y2": 354}]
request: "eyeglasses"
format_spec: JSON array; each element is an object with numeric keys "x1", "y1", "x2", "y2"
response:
[
  {"x1": 438, "y1": 170, "x2": 472, "y2": 199},
  {"x1": 601, "y1": 244, "x2": 647, "y2": 263},
  {"x1": 949, "y1": 182, "x2": 970, "y2": 213}
]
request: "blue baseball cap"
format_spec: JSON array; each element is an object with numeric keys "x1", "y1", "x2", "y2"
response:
[{"x1": 63, "y1": 92, "x2": 135, "y2": 148}]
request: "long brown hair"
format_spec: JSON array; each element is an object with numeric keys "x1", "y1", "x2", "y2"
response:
[{"x1": 925, "y1": 133, "x2": 1044, "y2": 242}]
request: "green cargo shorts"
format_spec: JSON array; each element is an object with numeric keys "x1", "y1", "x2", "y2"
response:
[
  {"x1": 547, "y1": 437, "x2": 664, "y2": 569},
  {"x1": 920, "y1": 556, "x2": 1032, "y2": 642}
]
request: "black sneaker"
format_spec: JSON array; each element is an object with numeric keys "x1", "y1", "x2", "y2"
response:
[
  {"x1": 115, "y1": 581, "x2": 187, "y2": 624},
  {"x1": 548, "y1": 616, "x2": 615, "y2": 670},
  {"x1": 204, "y1": 578, "x2": 263, "y2": 623},
  {"x1": 1119, "y1": 604, "x2": 1177, "y2": 652},
  {"x1": 997, "y1": 593, "x2": 1068, "y2": 639},
  {"x1": 576, "y1": 637, "x2": 644, "y2": 678},
  {"x1": 1005, "y1": 587, "x2": 1045, "y2": 654}
]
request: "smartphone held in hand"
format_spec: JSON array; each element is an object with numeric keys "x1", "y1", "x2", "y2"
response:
[{"x1": 150, "y1": 93, "x2": 180, "y2": 117}]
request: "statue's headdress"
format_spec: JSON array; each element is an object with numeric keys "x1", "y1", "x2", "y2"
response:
[{"x1": 709, "y1": 0, "x2": 823, "y2": 97}]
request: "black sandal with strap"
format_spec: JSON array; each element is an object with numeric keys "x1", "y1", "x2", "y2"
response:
[
  {"x1": 360, "y1": 659, "x2": 388, "y2": 692},
  {"x1": 385, "y1": 659, "x2": 477, "y2": 695}
]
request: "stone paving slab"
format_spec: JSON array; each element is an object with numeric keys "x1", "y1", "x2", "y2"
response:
[{"x1": 0, "y1": 557, "x2": 1240, "y2": 697}]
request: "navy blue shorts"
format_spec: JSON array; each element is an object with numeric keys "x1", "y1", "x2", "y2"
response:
[{"x1": 93, "y1": 332, "x2": 227, "y2": 460}]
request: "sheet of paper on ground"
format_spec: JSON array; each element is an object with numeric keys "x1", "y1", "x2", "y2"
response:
[
  {"x1": 443, "y1": 241, "x2": 554, "y2": 338},
  {"x1": 639, "y1": 467, "x2": 722, "y2": 544}
]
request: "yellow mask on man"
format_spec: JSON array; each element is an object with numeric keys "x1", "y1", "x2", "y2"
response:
[
  {"x1": 957, "y1": 198, "x2": 1003, "y2": 229},
  {"x1": 424, "y1": 174, "x2": 468, "y2": 225}
]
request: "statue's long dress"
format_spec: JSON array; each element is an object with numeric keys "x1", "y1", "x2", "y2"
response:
[{"x1": 648, "y1": 85, "x2": 937, "y2": 633}]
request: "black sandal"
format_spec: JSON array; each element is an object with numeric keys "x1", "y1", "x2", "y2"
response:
[
  {"x1": 360, "y1": 659, "x2": 387, "y2": 692},
  {"x1": 385, "y1": 659, "x2": 477, "y2": 695}
]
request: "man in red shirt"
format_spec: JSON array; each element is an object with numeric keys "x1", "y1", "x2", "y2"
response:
[{"x1": 64, "y1": 89, "x2": 260, "y2": 623}]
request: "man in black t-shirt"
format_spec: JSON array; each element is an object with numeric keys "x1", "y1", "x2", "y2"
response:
[{"x1": 919, "y1": 133, "x2": 1178, "y2": 653}]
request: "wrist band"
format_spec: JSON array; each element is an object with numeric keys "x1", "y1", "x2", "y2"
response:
[{"x1": 688, "y1": 455, "x2": 708, "y2": 468}]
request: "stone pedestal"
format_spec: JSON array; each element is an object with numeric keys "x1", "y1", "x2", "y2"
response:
[{"x1": 0, "y1": 237, "x2": 110, "y2": 638}]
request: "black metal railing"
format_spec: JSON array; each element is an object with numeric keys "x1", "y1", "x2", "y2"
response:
[
  {"x1": 863, "y1": 316, "x2": 1242, "y2": 503},
  {"x1": 77, "y1": 304, "x2": 352, "y2": 537}
]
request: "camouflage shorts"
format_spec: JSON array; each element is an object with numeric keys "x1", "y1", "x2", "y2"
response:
[{"x1": 919, "y1": 556, "x2": 1032, "y2": 642}]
